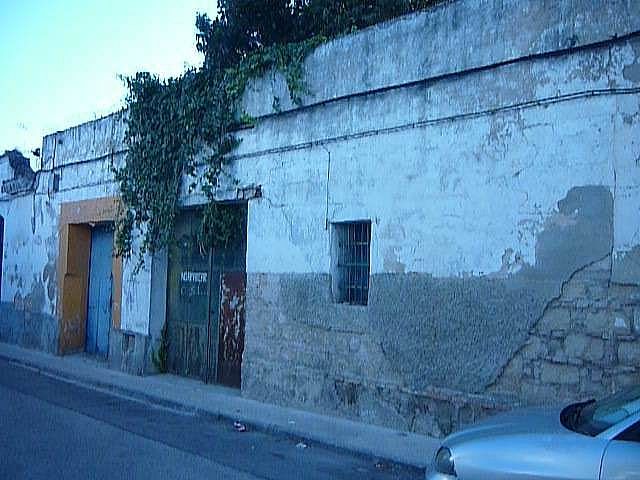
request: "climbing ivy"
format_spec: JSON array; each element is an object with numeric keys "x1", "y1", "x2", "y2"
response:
[{"x1": 114, "y1": 1, "x2": 441, "y2": 262}]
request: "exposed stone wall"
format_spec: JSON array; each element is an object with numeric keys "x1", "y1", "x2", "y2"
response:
[
  {"x1": 244, "y1": 273, "x2": 515, "y2": 437},
  {"x1": 491, "y1": 255, "x2": 640, "y2": 403},
  {"x1": 244, "y1": 245, "x2": 640, "y2": 438}
]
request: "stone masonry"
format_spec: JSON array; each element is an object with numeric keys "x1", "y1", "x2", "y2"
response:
[{"x1": 491, "y1": 255, "x2": 640, "y2": 404}]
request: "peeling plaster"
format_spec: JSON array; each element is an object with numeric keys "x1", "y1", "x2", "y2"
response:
[
  {"x1": 42, "y1": 262, "x2": 56, "y2": 304},
  {"x1": 0, "y1": 0, "x2": 638, "y2": 438},
  {"x1": 488, "y1": 248, "x2": 524, "y2": 278},
  {"x1": 367, "y1": 186, "x2": 614, "y2": 393},
  {"x1": 383, "y1": 247, "x2": 406, "y2": 274},
  {"x1": 622, "y1": 41, "x2": 640, "y2": 83}
]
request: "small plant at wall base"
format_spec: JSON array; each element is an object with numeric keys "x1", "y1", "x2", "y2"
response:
[
  {"x1": 114, "y1": 0, "x2": 442, "y2": 262},
  {"x1": 152, "y1": 321, "x2": 170, "y2": 374}
]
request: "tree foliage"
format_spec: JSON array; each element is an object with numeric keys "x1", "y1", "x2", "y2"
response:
[{"x1": 115, "y1": 0, "x2": 440, "y2": 262}]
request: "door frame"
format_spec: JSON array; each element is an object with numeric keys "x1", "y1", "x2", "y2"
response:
[
  {"x1": 166, "y1": 203, "x2": 247, "y2": 386},
  {"x1": 58, "y1": 198, "x2": 122, "y2": 355}
]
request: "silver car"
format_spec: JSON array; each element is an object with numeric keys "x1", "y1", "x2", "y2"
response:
[{"x1": 426, "y1": 386, "x2": 640, "y2": 479}]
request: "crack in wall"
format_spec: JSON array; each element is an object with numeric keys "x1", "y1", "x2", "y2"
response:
[
  {"x1": 487, "y1": 252, "x2": 613, "y2": 392},
  {"x1": 489, "y1": 247, "x2": 640, "y2": 404}
]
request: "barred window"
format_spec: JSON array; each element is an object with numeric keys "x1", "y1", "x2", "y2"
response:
[{"x1": 331, "y1": 221, "x2": 371, "y2": 305}]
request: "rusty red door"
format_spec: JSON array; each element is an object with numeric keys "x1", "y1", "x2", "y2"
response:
[
  {"x1": 216, "y1": 271, "x2": 246, "y2": 387},
  {"x1": 211, "y1": 205, "x2": 247, "y2": 388}
]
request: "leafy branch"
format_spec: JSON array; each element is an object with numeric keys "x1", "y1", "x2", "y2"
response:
[{"x1": 114, "y1": 1, "x2": 441, "y2": 264}]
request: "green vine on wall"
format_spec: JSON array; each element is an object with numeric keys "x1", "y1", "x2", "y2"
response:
[{"x1": 114, "y1": 1, "x2": 441, "y2": 263}]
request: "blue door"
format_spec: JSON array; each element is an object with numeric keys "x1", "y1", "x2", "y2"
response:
[{"x1": 86, "y1": 225, "x2": 113, "y2": 357}]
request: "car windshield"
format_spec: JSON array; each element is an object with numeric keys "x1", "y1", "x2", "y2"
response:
[{"x1": 570, "y1": 386, "x2": 640, "y2": 436}]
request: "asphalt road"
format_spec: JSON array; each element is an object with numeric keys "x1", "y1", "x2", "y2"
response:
[{"x1": 0, "y1": 358, "x2": 423, "y2": 480}]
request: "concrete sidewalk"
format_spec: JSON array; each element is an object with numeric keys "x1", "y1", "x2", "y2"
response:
[{"x1": 0, "y1": 342, "x2": 438, "y2": 469}]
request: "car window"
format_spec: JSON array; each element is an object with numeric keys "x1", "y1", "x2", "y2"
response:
[
  {"x1": 575, "y1": 386, "x2": 640, "y2": 436},
  {"x1": 616, "y1": 421, "x2": 640, "y2": 443},
  {"x1": 597, "y1": 398, "x2": 640, "y2": 425}
]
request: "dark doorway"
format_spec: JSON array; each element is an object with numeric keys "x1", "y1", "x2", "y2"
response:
[{"x1": 166, "y1": 205, "x2": 247, "y2": 387}]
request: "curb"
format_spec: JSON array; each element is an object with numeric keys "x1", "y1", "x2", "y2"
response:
[
  {"x1": 0, "y1": 348, "x2": 433, "y2": 469},
  {"x1": 3, "y1": 353, "x2": 199, "y2": 415}
]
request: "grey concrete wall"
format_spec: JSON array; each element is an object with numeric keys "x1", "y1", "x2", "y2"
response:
[
  {"x1": 243, "y1": 272, "x2": 512, "y2": 437},
  {"x1": 0, "y1": 305, "x2": 58, "y2": 354},
  {"x1": 108, "y1": 329, "x2": 151, "y2": 376}
]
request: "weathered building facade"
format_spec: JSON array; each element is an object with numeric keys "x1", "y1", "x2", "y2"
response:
[{"x1": 1, "y1": 0, "x2": 639, "y2": 437}]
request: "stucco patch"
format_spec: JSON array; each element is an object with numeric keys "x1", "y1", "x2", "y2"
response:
[{"x1": 534, "y1": 186, "x2": 613, "y2": 281}]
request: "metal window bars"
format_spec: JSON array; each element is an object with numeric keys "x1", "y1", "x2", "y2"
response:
[{"x1": 336, "y1": 221, "x2": 371, "y2": 305}]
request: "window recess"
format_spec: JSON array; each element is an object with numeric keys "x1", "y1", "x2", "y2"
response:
[{"x1": 331, "y1": 220, "x2": 371, "y2": 306}]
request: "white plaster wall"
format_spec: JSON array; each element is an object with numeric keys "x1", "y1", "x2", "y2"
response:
[
  {"x1": 613, "y1": 93, "x2": 640, "y2": 254},
  {"x1": 0, "y1": 192, "x2": 57, "y2": 314},
  {"x1": 0, "y1": 151, "x2": 57, "y2": 315},
  {"x1": 0, "y1": 157, "x2": 13, "y2": 181},
  {"x1": 120, "y1": 255, "x2": 152, "y2": 335},
  {"x1": 242, "y1": 0, "x2": 640, "y2": 118},
  {"x1": 2, "y1": 112, "x2": 150, "y2": 339},
  {"x1": 41, "y1": 111, "x2": 126, "y2": 170},
  {"x1": 3, "y1": 0, "x2": 639, "y2": 346},
  {"x1": 233, "y1": 37, "x2": 640, "y2": 278},
  {"x1": 237, "y1": 100, "x2": 621, "y2": 277}
]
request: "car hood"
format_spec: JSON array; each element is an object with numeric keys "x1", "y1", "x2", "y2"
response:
[{"x1": 445, "y1": 406, "x2": 567, "y2": 447}]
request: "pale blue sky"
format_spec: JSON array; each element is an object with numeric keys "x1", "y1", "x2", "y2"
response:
[{"x1": 0, "y1": 0, "x2": 217, "y2": 168}]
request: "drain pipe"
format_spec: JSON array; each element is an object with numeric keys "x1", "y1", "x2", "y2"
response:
[{"x1": 321, "y1": 144, "x2": 331, "y2": 231}]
